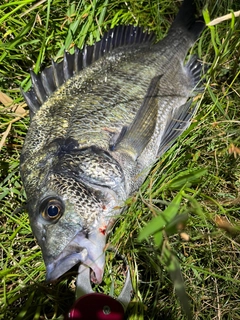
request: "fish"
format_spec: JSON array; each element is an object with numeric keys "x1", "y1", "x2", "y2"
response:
[{"x1": 20, "y1": 0, "x2": 205, "y2": 284}]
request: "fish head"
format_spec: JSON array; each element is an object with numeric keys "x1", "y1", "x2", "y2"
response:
[{"x1": 25, "y1": 146, "x2": 125, "y2": 284}]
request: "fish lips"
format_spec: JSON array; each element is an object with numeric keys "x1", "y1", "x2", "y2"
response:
[{"x1": 45, "y1": 231, "x2": 105, "y2": 283}]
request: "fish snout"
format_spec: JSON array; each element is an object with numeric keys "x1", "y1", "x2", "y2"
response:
[{"x1": 45, "y1": 230, "x2": 107, "y2": 284}]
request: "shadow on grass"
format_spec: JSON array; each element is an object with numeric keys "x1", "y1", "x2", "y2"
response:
[{"x1": 2, "y1": 275, "x2": 181, "y2": 320}]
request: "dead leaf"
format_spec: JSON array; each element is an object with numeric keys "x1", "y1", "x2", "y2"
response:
[
  {"x1": 0, "y1": 91, "x2": 13, "y2": 107},
  {"x1": 215, "y1": 215, "x2": 235, "y2": 233},
  {"x1": 10, "y1": 102, "x2": 27, "y2": 116},
  {"x1": 228, "y1": 143, "x2": 240, "y2": 158},
  {"x1": 180, "y1": 232, "x2": 190, "y2": 241},
  {"x1": 0, "y1": 90, "x2": 27, "y2": 116}
]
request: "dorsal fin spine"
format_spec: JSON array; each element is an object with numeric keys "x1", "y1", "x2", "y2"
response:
[
  {"x1": 41, "y1": 68, "x2": 53, "y2": 96},
  {"x1": 22, "y1": 25, "x2": 155, "y2": 116},
  {"x1": 73, "y1": 47, "x2": 82, "y2": 73},
  {"x1": 21, "y1": 87, "x2": 40, "y2": 116},
  {"x1": 30, "y1": 70, "x2": 46, "y2": 104}
]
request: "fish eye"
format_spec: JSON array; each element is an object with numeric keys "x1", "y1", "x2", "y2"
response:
[
  {"x1": 47, "y1": 204, "x2": 60, "y2": 218},
  {"x1": 40, "y1": 198, "x2": 64, "y2": 221}
]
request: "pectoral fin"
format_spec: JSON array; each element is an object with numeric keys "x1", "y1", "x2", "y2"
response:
[
  {"x1": 111, "y1": 75, "x2": 162, "y2": 159},
  {"x1": 157, "y1": 99, "x2": 197, "y2": 156}
]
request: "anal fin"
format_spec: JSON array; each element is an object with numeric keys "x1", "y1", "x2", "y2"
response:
[{"x1": 111, "y1": 75, "x2": 162, "y2": 159}]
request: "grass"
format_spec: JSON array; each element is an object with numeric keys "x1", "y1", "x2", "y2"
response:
[{"x1": 0, "y1": 0, "x2": 240, "y2": 319}]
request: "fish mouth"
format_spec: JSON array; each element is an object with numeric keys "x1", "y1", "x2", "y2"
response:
[{"x1": 45, "y1": 231, "x2": 106, "y2": 283}]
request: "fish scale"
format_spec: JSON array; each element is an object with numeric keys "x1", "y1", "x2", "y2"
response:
[
  {"x1": 48, "y1": 173, "x2": 103, "y2": 226},
  {"x1": 20, "y1": 0, "x2": 205, "y2": 284},
  {"x1": 54, "y1": 148, "x2": 124, "y2": 188}
]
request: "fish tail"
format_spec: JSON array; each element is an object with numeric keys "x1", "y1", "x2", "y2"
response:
[{"x1": 171, "y1": 0, "x2": 205, "y2": 41}]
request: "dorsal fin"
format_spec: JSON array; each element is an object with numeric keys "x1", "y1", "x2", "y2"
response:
[{"x1": 22, "y1": 25, "x2": 155, "y2": 119}]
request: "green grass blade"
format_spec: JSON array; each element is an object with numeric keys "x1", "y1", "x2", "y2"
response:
[{"x1": 138, "y1": 192, "x2": 182, "y2": 242}]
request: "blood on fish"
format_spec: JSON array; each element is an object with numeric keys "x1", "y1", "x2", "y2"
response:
[{"x1": 99, "y1": 225, "x2": 107, "y2": 235}]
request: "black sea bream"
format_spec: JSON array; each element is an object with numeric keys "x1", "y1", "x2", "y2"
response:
[{"x1": 20, "y1": 0, "x2": 205, "y2": 283}]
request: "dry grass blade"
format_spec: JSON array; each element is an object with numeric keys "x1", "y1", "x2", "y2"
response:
[
  {"x1": 19, "y1": 0, "x2": 47, "y2": 18},
  {"x1": 207, "y1": 10, "x2": 240, "y2": 26},
  {"x1": 0, "y1": 123, "x2": 11, "y2": 151}
]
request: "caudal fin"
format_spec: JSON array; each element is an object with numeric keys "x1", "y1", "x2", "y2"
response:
[{"x1": 171, "y1": 0, "x2": 205, "y2": 41}]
